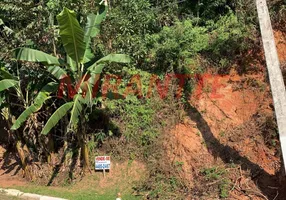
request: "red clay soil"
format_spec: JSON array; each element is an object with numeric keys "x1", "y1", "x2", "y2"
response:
[
  {"x1": 167, "y1": 71, "x2": 281, "y2": 199},
  {"x1": 0, "y1": 146, "x2": 27, "y2": 188},
  {"x1": 275, "y1": 30, "x2": 286, "y2": 63},
  {"x1": 166, "y1": 31, "x2": 286, "y2": 199}
]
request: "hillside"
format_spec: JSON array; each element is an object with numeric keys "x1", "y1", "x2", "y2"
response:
[{"x1": 1, "y1": 0, "x2": 286, "y2": 200}]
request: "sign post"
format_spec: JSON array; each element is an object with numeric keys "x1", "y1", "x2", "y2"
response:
[{"x1": 95, "y1": 156, "x2": 111, "y2": 177}]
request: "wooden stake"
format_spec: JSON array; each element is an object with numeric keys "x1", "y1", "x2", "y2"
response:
[{"x1": 256, "y1": 0, "x2": 286, "y2": 173}]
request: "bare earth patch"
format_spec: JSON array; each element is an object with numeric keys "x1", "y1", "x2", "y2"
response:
[
  {"x1": 167, "y1": 66, "x2": 284, "y2": 199},
  {"x1": 0, "y1": 146, "x2": 26, "y2": 188}
]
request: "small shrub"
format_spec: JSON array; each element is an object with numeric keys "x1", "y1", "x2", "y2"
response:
[{"x1": 201, "y1": 166, "x2": 231, "y2": 198}]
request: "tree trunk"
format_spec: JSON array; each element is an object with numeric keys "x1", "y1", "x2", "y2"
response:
[
  {"x1": 47, "y1": 134, "x2": 55, "y2": 165},
  {"x1": 5, "y1": 107, "x2": 34, "y2": 179},
  {"x1": 3, "y1": 103, "x2": 34, "y2": 179},
  {"x1": 77, "y1": 114, "x2": 90, "y2": 172},
  {"x1": 81, "y1": 138, "x2": 90, "y2": 171},
  {"x1": 16, "y1": 140, "x2": 34, "y2": 180},
  {"x1": 77, "y1": 131, "x2": 90, "y2": 172}
]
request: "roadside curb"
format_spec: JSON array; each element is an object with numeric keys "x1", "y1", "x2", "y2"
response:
[{"x1": 0, "y1": 188, "x2": 67, "y2": 200}]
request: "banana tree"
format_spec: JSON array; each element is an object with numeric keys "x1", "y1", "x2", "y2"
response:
[
  {"x1": 12, "y1": 6, "x2": 130, "y2": 171},
  {"x1": 0, "y1": 67, "x2": 37, "y2": 179}
]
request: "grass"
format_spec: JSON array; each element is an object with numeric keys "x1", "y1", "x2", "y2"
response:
[
  {"x1": 15, "y1": 184, "x2": 140, "y2": 200},
  {"x1": 0, "y1": 194, "x2": 18, "y2": 200},
  {"x1": 13, "y1": 164, "x2": 144, "y2": 200}
]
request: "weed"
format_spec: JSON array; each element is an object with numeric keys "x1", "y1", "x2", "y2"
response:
[
  {"x1": 87, "y1": 136, "x2": 98, "y2": 165},
  {"x1": 219, "y1": 179, "x2": 230, "y2": 198},
  {"x1": 271, "y1": 139, "x2": 277, "y2": 147},
  {"x1": 201, "y1": 166, "x2": 231, "y2": 198},
  {"x1": 260, "y1": 114, "x2": 279, "y2": 149},
  {"x1": 202, "y1": 84, "x2": 212, "y2": 94},
  {"x1": 219, "y1": 131, "x2": 225, "y2": 138},
  {"x1": 201, "y1": 140, "x2": 207, "y2": 147},
  {"x1": 201, "y1": 167, "x2": 226, "y2": 180},
  {"x1": 128, "y1": 152, "x2": 136, "y2": 166},
  {"x1": 201, "y1": 109, "x2": 207, "y2": 114},
  {"x1": 95, "y1": 131, "x2": 106, "y2": 144},
  {"x1": 174, "y1": 161, "x2": 184, "y2": 171},
  {"x1": 170, "y1": 176, "x2": 179, "y2": 189}
]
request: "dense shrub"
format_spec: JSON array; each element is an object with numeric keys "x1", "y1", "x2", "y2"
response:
[
  {"x1": 96, "y1": 0, "x2": 258, "y2": 73},
  {"x1": 205, "y1": 12, "x2": 255, "y2": 69},
  {"x1": 145, "y1": 20, "x2": 209, "y2": 73}
]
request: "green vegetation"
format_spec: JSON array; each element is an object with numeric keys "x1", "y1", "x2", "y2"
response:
[
  {"x1": 201, "y1": 166, "x2": 231, "y2": 198},
  {"x1": 15, "y1": 185, "x2": 138, "y2": 200},
  {"x1": 1, "y1": 4, "x2": 130, "y2": 176},
  {"x1": 0, "y1": 0, "x2": 285, "y2": 199},
  {"x1": 0, "y1": 194, "x2": 18, "y2": 200}
]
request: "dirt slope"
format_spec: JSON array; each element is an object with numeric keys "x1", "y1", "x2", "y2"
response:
[{"x1": 166, "y1": 31, "x2": 286, "y2": 199}]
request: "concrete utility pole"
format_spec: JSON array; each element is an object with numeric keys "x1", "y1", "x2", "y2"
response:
[{"x1": 256, "y1": 0, "x2": 286, "y2": 173}]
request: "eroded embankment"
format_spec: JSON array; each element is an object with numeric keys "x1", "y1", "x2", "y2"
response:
[{"x1": 165, "y1": 31, "x2": 286, "y2": 199}]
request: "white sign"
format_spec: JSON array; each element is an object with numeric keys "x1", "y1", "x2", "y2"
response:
[{"x1": 95, "y1": 156, "x2": 111, "y2": 170}]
